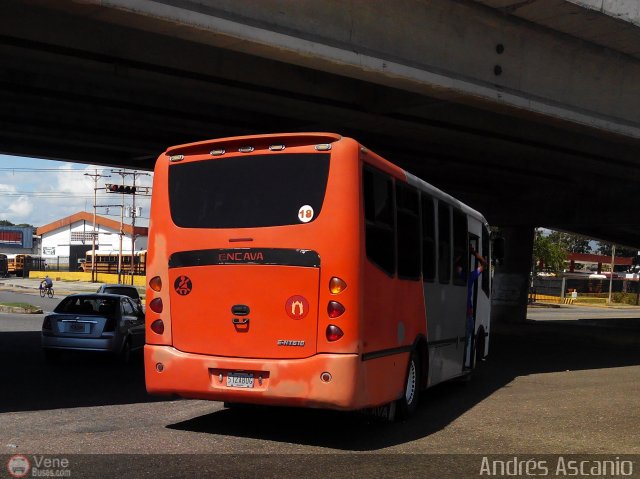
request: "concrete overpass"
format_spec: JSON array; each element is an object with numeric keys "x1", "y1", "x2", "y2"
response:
[{"x1": 1, "y1": 0, "x2": 639, "y2": 320}]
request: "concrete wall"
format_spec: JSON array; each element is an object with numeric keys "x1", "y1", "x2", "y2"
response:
[
  {"x1": 570, "y1": 0, "x2": 640, "y2": 25},
  {"x1": 29, "y1": 271, "x2": 146, "y2": 287},
  {"x1": 94, "y1": 0, "x2": 640, "y2": 138}
]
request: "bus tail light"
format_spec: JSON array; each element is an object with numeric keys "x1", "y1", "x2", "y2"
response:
[
  {"x1": 326, "y1": 325, "x2": 343, "y2": 342},
  {"x1": 149, "y1": 298, "x2": 163, "y2": 314},
  {"x1": 329, "y1": 277, "x2": 347, "y2": 294},
  {"x1": 151, "y1": 319, "x2": 165, "y2": 335},
  {"x1": 327, "y1": 301, "x2": 345, "y2": 318},
  {"x1": 149, "y1": 276, "x2": 162, "y2": 292}
]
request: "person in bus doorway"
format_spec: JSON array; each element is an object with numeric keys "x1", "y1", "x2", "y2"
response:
[{"x1": 464, "y1": 245, "x2": 486, "y2": 369}]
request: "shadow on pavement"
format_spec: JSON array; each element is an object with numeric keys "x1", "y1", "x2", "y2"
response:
[
  {"x1": 167, "y1": 321, "x2": 640, "y2": 451},
  {"x1": 0, "y1": 330, "x2": 161, "y2": 413}
]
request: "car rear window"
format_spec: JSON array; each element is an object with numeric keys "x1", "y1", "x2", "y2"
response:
[
  {"x1": 169, "y1": 153, "x2": 330, "y2": 228},
  {"x1": 103, "y1": 287, "x2": 139, "y2": 300},
  {"x1": 55, "y1": 297, "x2": 118, "y2": 315}
]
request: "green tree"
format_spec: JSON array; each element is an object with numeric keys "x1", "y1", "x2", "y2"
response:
[
  {"x1": 547, "y1": 231, "x2": 592, "y2": 254},
  {"x1": 533, "y1": 229, "x2": 567, "y2": 272},
  {"x1": 596, "y1": 242, "x2": 638, "y2": 257},
  {"x1": 0, "y1": 220, "x2": 15, "y2": 227}
]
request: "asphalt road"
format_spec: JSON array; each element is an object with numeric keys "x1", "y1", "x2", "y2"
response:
[
  {"x1": 1, "y1": 299, "x2": 639, "y2": 478},
  {"x1": 0, "y1": 288, "x2": 63, "y2": 313}
]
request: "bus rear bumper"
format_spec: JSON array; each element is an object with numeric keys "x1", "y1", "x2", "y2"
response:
[{"x1": 144, "y1": 345, "x2": 363, "y2": 410}]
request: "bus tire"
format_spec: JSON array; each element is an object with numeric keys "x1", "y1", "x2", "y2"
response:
[{"x1": 395, "y1": 348, "x2": 421, "y2": 421}]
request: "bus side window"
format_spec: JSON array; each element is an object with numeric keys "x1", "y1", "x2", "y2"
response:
[
  {"x1": 452, "y1": 208, "x2": 468, "y2": 286},
  {"x1": 438, "y1": 202, "x2": 451, "y2": 284},
  {"x1": 363, "y1": 167, "x2": 395, "y2": 276},
  {"x1": 421, "y1": 194, "x2": 436, "y2": 282},
  {"x1": 396, "y1": 183, "x2": 420, "y2": 280}
]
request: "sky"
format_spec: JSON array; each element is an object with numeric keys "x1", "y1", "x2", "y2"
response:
[{"x1": 0, "y1": 155, "x2": 153, "y2": 228}]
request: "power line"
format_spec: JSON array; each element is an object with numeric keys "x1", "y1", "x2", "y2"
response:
[
  {"x1": 0, "y1": 168, "x2": 117, "y2": 173},
  {"x1": 0, "y1": 191, "x2": 151, "y2": 198}
]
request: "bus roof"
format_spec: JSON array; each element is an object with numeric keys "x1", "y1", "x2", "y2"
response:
[
  {"x1": 405, "y1": 172, "x2": 487, "y2": 224},
  {"x1": 165, "y1": 132, "x2": 343, "y2": 157}
]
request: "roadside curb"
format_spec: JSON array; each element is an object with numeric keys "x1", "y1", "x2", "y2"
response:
[{"x1": 0, "y1": 305, "x2": 43, "y2": 314}]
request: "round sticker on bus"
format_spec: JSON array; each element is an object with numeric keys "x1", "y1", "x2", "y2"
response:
[
  {"x1": 174, "y1": 276, "x2": 192, "y2": 296},
  {"x1": 298, "y1": 205, "x2": 314, "y2": 223},
  {"x1": 285, "y1": 295, "x2": 309, "y2": 320}
]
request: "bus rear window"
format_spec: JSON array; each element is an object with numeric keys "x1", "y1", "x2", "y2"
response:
[{"x1": 169, "y1": 153, "x2": 330, "y2": 228}]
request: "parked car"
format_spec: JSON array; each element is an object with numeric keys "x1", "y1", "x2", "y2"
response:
[
  {"x1": 41, "y1": 293, "x2": 145, "y2": 363},
  {"x1": 96, "y1": 284, "x2": 143, "y2": 310}
]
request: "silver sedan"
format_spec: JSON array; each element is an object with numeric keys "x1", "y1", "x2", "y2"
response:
[{"x1": 41, "y1": 293, "x2": 145, "y2": 363}]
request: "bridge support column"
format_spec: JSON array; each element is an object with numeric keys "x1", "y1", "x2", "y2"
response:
[{"x1": 491, "y1": 226, "x2": 535, "y2": 323}]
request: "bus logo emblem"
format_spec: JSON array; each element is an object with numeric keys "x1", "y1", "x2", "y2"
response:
[
  {"x1": 285, "y1": 295, "x2": 309, "y2": 320},
  {"x1": 174, "y1": 276, "x2": 193, "y2": 296}
]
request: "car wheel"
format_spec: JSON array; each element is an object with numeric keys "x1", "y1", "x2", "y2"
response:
[{"x1": 395, "y1": 349, "x2": 421, "y2": 420}]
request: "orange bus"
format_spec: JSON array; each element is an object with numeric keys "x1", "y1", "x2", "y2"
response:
[{"x1": 145, "y1": 133, "x2": 491, "y2": 419}]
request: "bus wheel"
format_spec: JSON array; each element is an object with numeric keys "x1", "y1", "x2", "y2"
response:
[{"x1": 396, "y1": 349, "x2": 420, "y2": 420}]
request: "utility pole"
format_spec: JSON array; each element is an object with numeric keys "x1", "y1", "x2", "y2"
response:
[
  {"x1": 608, "y1": 244, "x2": 616, "y2": 304},
  {"x1": 110, "y1": 169, "x2": 150, "y2": 284},
  {"x1": 84, "y1": 170, "x2": 110, "y2": 283},
  {"x1": 110, "y1": 170, "x2": 127, "y2": 283}
]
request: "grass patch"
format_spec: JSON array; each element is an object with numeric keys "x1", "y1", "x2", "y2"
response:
[
  {"x1": 0, "y1": 302, "x2": 42, "y2": 312},
  {"x1": 574, "y1": 297, "x2": 608, "y2": 304}
]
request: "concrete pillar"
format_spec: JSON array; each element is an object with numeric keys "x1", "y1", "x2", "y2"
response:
[{"x1": 491, "y1": 226, "x2": 535, "y2": 323}]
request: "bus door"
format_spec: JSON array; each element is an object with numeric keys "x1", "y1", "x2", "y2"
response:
[{"x1": 463, "y1": 236, "x2": 481, "y2": 368}]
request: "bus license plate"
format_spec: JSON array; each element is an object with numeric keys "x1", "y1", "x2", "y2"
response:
[{"x1": 226, "y1": 372, "x2": 254, "y2": 388}]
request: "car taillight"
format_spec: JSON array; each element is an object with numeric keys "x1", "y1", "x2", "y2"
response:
[
  {"x1": 149, "y1": 276, "x2": 162, "y2": 292},
  {"x1": 42, "y1": 316, "x2": 52, "y2": 330},
  {"x1": 329, "y1": 277, "x2": 347, "y2": 294},
  {"x1": 326, "y1": 325, "x2": 343, "y2": 342},
  {"x1": 327, "y1": 301, "x2": 345, "y2": 318},
  {"x1": 151, "y1": 319, "x2": 165, "y2": 335},
  {"x1": 149, "y1": 298, "x2": 163, "y2": 314}
]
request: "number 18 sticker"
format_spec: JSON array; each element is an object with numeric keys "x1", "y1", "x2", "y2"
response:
[{"x1": 298, "y1": 205, "x2": 314, "y2": 223}]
